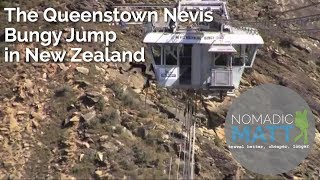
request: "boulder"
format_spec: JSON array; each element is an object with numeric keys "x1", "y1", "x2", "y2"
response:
[
  {"x1": 69, "y1": 115, "x2": 80, "y2": 122},
  {"x1": 67, "y1": 0, "x2": 106, "y2": 12},
  {"x1": 136, "y1": 126, "x2": 148, "y2": 139},
  {"x1": 76, "y1": 140, "x2": 90, "y2": 149},
  {"x1": 84, "y1": 91, "x2": 102, "y2": 103},
  {"x1": 81, "y1": 111, "x2": 97, "y2": 124},
  {"x1": 9, "y1": 114, "x2": 20, "y2": 132},
  {"x1": 292, "y1": 38, "x2": 312, "y2": 53},
  {"x1": 95, "y1": 170, "x2": 112, "y2": 179},
  {"x1": 101, "y1": 142, "x2": 119, "y2": 153},
  {"x1": 96, "y1": 151, "x2": 104, "y2": 162},
  {"x1": 31, "y1": 120, "x2": 40, "y2": 128},
  {"x1": 76, "y1": 67, "x2": 90, "y2": 75},
  {"x1": 79, "y1": 154, "x2": 85, "y2": 162},
  {"x1": 30, "y1": 112, "x2": 44, "y2": 121},
  {"x1": 162, "y1": 134, "x2": 170, "y2": 141},
  {"x1": 60, "y1": 173, "x2": 76, "y2": 180},
  {"x1": 99, "y1": 135, "x2": 109, "y2": 142}
]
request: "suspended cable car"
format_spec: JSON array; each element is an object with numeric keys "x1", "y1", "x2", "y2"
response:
[{"x1": 142, "y1": 0, "x2": 264, "y2": 96}]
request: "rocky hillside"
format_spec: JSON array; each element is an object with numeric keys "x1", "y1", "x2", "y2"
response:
[{"x1": 0, "y1": 0, "x2": 320, "y2": 179}]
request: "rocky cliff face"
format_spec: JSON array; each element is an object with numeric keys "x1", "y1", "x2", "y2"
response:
[{"x1": 0, "y1": 0, "x2": 319, "y2": 179}]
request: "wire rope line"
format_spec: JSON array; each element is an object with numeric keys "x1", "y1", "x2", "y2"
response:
[{"x1": 277, "y1": 1, "x2": 320, "y2": 15}]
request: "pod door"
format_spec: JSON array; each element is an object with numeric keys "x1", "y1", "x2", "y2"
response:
[{"x1": 179, "y1": 45, "x2": 192, "y2": 85}]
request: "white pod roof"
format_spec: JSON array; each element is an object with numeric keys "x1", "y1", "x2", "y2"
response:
[{"x1": 143, "y1": 32, "x2": 264, "y2": 45}]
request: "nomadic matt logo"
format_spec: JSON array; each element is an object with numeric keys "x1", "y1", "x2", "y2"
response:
[
  {"x1": 225, "y1": 84, "x2": 315, "y2": 175},
  {"x1": 294, "y1": 110, "x2": 309, "y2": 144}
]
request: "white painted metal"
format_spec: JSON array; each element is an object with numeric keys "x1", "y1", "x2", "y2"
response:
[
  {"x1": 143, "y1": 32, "x2": 264, "y2": 45},
  {"x1": 155, "y1": 65, "x2": 179, "y2": 86},
  {"x1": 209, "y1": 44, "x2": 237, "y2": 53},
  {"x1": 211, "y1": 69, "x2": 233, "y2": 86}
]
